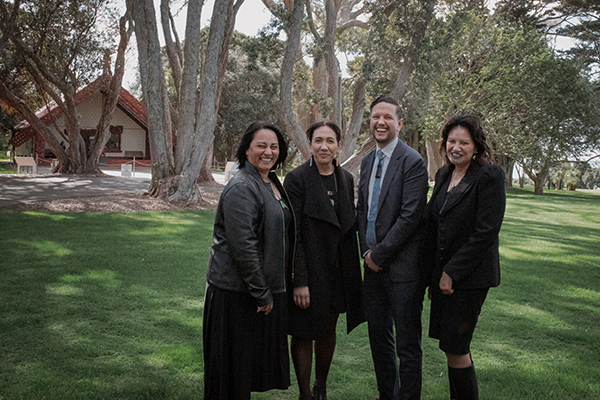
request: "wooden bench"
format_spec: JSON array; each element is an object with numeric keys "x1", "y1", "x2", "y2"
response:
[
  {"x1": 15, "y1": 156, "x2": 37, "y2": 174},
  {"x1": 124, "y1": 151, "x2": 144, "y2": 159}
]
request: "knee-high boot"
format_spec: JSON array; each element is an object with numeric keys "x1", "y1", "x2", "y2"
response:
[{"x1": 447, "y1": 364, "x2": 479, "y2": 400}]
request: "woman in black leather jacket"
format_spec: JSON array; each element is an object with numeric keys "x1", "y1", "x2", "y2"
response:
[{"x1": 203, "y1": 121, "x2": 295, "y2": 399}]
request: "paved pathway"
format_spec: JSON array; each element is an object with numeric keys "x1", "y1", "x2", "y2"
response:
[{"x1": 0, "y1": 168, "x2": 225, "y2": 207}]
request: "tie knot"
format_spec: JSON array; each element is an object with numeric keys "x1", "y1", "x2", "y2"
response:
[{"x1": 377, "y1": 150, "x2": 384, "y2": 161}]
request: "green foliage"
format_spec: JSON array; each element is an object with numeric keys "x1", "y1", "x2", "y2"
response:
[
  {"x1": 1, "y1": 0, "x2": 119, "y2": 87},
  {"x1": 0, "y1": 158, "x2": 16, "y2": 173},
  {"x1": 418, "y1": 7, "x2": 600, "y2": 191},
  {"x1": 214, "y1": 32, "x2": 287, "y2": 163}
]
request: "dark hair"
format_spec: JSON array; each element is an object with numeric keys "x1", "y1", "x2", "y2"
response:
[
  {"x1": 236, "y1": 121, "x2": 288, "y2": 170},
  {"x1": 306, "y1": 121, "x2": 341, "y2": 143},
  {"x1": 439, "y1": 113, "x2": 493, "y2": 169},
  {"x1": 370, "y1": 95, "x2": 403, "y2": 120}
]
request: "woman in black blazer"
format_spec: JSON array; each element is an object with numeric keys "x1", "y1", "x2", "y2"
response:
[
  {"x1": 283, "y1": 121, "x2": 364, "y2": 400},
  {"x1": 423, "y1": 113, "x2": 506, "y2": 400}
]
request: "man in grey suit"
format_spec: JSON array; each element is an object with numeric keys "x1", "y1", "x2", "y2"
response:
[{"x1": 357, "y1": 95, "x2": 429, "y2": 400}]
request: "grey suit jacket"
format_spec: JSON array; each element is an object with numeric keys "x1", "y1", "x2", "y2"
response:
[{"x1": 357, "y1": 139, "x2": 429, "y2": 282}]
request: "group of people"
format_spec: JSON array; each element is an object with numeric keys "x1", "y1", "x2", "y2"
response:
[{"x1": 202, "y1": 94, "x2": 506, "y2": 400}]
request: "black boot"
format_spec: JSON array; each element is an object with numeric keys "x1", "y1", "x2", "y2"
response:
[
  {"x1": 312, "y1": 385, "x2": 327, "y2": 400},
  {"x1": 448, "y1": 368, "x2": 458, "y2": 400},
  {"x1": 447, "y1": 364, "x2": 479, "y2": 400}
]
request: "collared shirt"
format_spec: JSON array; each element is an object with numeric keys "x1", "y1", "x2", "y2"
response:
[{"x1": 368, "y1": 137, "x2": 398, "y2": 209}]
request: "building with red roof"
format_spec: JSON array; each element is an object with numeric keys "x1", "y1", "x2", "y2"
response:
[{"x1": 11, "y1": 77, "x2": 149, "y2": 165}]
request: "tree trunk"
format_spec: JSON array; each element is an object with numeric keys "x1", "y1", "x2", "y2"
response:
[
  {"x1": 0, "y1": 80, "x2": 69, "y2": 169},
  {"x1": 161, "y1": 0, "x2": 182, "y2": 97},
  {"x1": 341, "y1": 135, "x2": 376, "y2": 176},
  {"x1": 390, "y1": 0, "x2": 436, "y2": 101},
  {"x1": 129, "y1": 0, "x2": 173, "y2": 196},
  {"x1": 425, "y1": 138, "x2": 444, "y2": 181},
  {"x1": 323, "y1": 0, "x2": 340, "y2": 124},
  {"x1": 496, "y1": 154, "x2": 514, "y2": 187},
  {"x1": 197, "y1": 140, "x2": 215, "y2": 182},
  {"x1": 168, "y1": 0, "x2": 233, "y2": 200},
  {"x1": 86, "y1": 15, "x2": 133, "y2": 173},
  {"x1": 340, "y1": 76, "x2": 365, "y2": 162},
  {"x1": 521, "y1": 161, "x2": 548, "y2": 195},
  {"x1": 174, "y1": 0, "x2": 203, "y2": 173},
  {"x1": 198, "y1": 0, "x2": 244, "y2": 185},
  {"x1": 279, "y1": 0, "x2": 310, "y2": 159}
]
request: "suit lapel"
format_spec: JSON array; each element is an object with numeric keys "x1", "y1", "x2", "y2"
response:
[
  {"x1": 439, "y1": 166, "x2": 477, "y2": 215},
  {"x1": 431, "y1": 165, "x2": 451, "y2": 202},
  {"x1": 377, "y1": 140, "x2": 403, "y2": 208}
]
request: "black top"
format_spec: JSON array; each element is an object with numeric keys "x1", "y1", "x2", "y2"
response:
[{"x1": 320, "y1": 173, "x2": 340, "y2": 217}]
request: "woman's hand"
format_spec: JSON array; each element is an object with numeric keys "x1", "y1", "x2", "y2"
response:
[
  {"x1": 293, "y1": 286, "x2": 310, "y2": 309},
  {"x1": 439, "y1": 272, "x2": 454, "y2": 295},
  {"x1": 257, "y1": 302, "x2": 273, "y2": 315}
]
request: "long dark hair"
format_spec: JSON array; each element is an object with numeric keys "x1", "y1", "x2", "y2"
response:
[
  {"x1": 439, "y1": 113, "x2": 493, "y2": 169},
  {"x1": 236, "y1": 121, "x2": 288, "y2": 170}
]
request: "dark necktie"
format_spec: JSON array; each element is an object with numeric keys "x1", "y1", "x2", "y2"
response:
[{"x1": 366, "y1": 150, "x2": 384, "y2": 249}]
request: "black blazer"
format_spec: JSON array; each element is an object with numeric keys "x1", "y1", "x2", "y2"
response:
[
  {"x1": 357, "y1": 140, "x2": 429, "y2": 282},
  {"x1": 284, "y1": 159, "x2": 365, "y2": 338},
  {"x1": 423, "y1": 163, "x2": 506, "y2": 289}
]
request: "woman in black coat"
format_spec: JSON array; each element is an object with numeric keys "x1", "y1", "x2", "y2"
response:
[
  {"x1": 423, "y1": 113, "x2": 506, "y2": 400},
  {"x1": 283, "y1": 121, "x2": 365, "y2": 400}
]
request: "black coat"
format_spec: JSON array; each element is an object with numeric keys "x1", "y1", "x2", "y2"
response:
[
  {"x1": 422, "y1": 163, "x2": 506, "y2": 289},
  {"x1": 283, "y1": 159, "x2": 365, "y2": 339}
]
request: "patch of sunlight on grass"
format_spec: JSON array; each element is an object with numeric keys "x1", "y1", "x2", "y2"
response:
[
  {"x1": 496, "y1": 300, "x2": 572, "y2": 329},
  {"x1": 128, "y1": 284, "x2": 160, "y2": 298},
  {"x1": 30, "y1": 240, "x2": 72, "y2": 256},
  {"x1": 47, "y1": 283, "x2": 83, "y2": 296},
  {"x1": 59, "y1": 270, "x2": 121, "y2": 290},
  {"x1": 22, "y1": 211, "x2": 74, "y2": 221},
  {"x1": 182, "y1": 298, "x2": 204, "y2": 310},
  {"x1": 82, "y1": 269, "x2": 121, "y2": 289},
  {"x1": 483, "y1": 342, "x2": 567, "y2": 367},
  {"x1": 144, "y1": 344, "x2": 203, "y2": 375},
  {"x1": 128, "y1": 225, "x2": 190, "y2": 236},
  {"x1": 182, "y1": 317, "x2": 202, "y2": 330},
  {"x1": 559, "y1": 286, "x2": 600, "y2": 302}
]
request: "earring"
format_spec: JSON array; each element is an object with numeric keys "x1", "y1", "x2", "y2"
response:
[
  {"x1": 334, "y1": 156, "x2": 339, "y2": 167},
  {"x1": 472, "y1": 154, "x2": 477, "y2": 160},
  {"x1": 310, "y1": 156, "x2": 313, "y2": 166}
]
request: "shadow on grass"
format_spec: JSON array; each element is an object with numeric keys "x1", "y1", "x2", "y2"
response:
[{"x1": 0, "y1": 210, "x2": 213, "y2": 399}]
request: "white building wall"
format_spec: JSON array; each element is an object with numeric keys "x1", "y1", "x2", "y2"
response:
[{"x1": 42, "y1": 92, "x2": 146, "y2": 157}]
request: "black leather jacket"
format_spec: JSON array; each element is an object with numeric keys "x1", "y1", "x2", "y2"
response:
[{"x1": 206, "y1": 163, "x2": 295, "y2": 306}]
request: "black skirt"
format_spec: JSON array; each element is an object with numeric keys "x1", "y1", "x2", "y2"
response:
[
  {"x1": 203, "y1": 284, "x2": 290, "y2": 400},
  {"x1": 429, "y1": 286, "x2": 489, "y2": 355}
]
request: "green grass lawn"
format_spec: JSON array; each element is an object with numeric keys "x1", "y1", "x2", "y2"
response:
[{"x1": 1, "y1": 186, "x2": 599, "y2": 399}]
